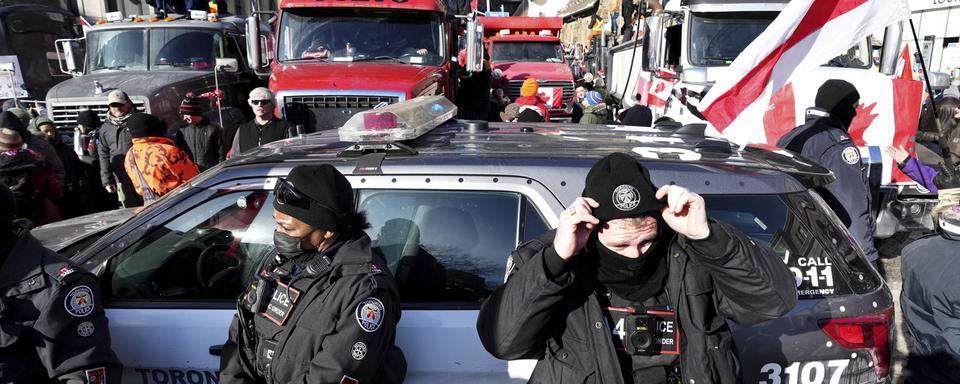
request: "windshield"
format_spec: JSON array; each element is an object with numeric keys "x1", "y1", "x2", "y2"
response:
[
  {"x1": 689, "y1": 11, "x2": 777, "y2": 67},
  {"x1": 278, "y1": 8, "x2": 444, "y2": 66},
  {"x1": 491, "y1": 41, "x2": 563, "y2": 63},
  {"x1": 87, "y1": 28, "x2": 222, "y2": 72}
]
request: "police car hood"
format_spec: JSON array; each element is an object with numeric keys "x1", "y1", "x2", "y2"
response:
[
  {"x1": 46, "y1": 71, "x2": 209, "y2": 101},
  {"x1": 31, "y1": 208, "x2": 136, "y2": 254},
  {"x1": 272, "y1": 62, "x2": 442, "y2": 95}
]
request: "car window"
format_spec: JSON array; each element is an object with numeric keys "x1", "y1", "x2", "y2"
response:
[
  {"x1": 358, "y1": 190, "x2": 520, "y2": 307},
  {"x1": 105, "y1": 191, "x2": 275, "y2": 302},
  {"x1": 704, "y1": 193, "x2": 880, "y2": 299},
  {"x1": 521, "y1": 196, "x2": 550, "y2": 243}
]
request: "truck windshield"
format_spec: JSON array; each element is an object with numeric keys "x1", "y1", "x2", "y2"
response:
[
  {"x1": 491, "y1": 42, "x2": 563, "y2": 63},
  {"x1": 278, "y1": 8, "x2": 444, "y2": 66},
  {"x1": 688, "y1": 11, "x2": 777, "y2": 67},
  {"x1": 86, "y1": 28, "x2": 222, "y2": 72}
]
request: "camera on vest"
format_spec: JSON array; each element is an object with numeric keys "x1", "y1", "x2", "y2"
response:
[{"x1": 625, "y1": 314, "x2": 658, "y2": 356}]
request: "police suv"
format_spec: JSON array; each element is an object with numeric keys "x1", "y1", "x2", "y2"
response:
[{"x1": 33, "y1": 97, "x2": 893, "y2": 383}]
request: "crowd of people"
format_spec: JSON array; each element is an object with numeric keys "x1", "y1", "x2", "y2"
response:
[{"x1": 0, "y1": 86, "x2": 294, "y2": 225}]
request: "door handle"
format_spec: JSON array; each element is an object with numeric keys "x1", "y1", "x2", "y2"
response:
[{"x1": 209, "y1": 344, "x2": 224, "y2": 356}]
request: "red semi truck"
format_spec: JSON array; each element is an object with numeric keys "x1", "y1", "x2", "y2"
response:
[
  {"x1": 246, "y1": 0, "x2": 485, "y2": 131},
  {"x1": 479, "y1": 16, "x2": 575, "y2": 121}
]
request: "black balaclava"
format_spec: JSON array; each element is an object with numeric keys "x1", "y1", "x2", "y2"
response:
[
  {"x1": 815, "y1": 79, "x2": 860, "y2": 130},
  {"x1": 589, "y1": 225, "x2": 670, "y2": 303}
]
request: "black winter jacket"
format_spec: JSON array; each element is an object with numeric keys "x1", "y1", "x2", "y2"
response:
[
  {"x1": 776, "y1": 109, "x2": 878, "y2": 261},
  {"x1": 97, "y1": 115, "x2": 133, "y2": 187},
  {"x1": 477, "y1": 221, "x2": 797, "y2": 384},
  {"x1": 0, "y1": 227, "x2": 122, "y2": 383},
  {"x1": 220, "y1": 234, "x2": 406, "y2": 384},
  {"x1": 174, "y1": 118, "x2": 222, "y2": 172}
]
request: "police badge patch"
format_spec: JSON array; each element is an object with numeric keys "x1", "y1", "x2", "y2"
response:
[
  {"x1": 64, "y1": 286, "x2": 95, "y2": 317},
  {"x1": 355, "y1": 297, "x2": 385, "y2": 333},
  {"x1": 842, "y1": 147, "x2": 861, "y2": 165},
  {"x1": 612, "y1": 184, "x2": 641, "y2": 211},
  {"x1": 351, "y1": 341, "x2": 367, "y2": 360}
]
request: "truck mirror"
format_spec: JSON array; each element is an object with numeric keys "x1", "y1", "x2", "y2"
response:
[
  {"x1": 879, "y1": 22, "x2": 903, "y2": 76},
  {"x1": 465, "y1": 17, "x2": 484, "y2": 73},
  {"x1": 680, "y1": 66, "x2": 708, "y2": 85},
  {"x1": 55, "y1": 38, "x2": 82, "y2": 76},
  {"x1": 642, "y1": 15, "x2": 662, "y2": 73},
  {"x1": 246, "y1": 15, "x2": 263, "y2": 71},
  {"x1": 216, "y1": 58, "x2": 239, "y2": 73}
]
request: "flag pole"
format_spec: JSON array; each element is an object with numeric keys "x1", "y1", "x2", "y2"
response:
[{"x1": 909, "y1": 19, "x2": 957, "y2": 184}]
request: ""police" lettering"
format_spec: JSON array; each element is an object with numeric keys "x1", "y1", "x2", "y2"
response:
[{"x1": 134, "y1": 368, "x2": 218, "y2": 384}]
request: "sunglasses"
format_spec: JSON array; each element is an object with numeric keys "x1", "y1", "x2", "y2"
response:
[
  {"x1": 275, "y1": 177, "x2": 343, "y2": 217},
  {"x1": 250, "y1": 99, "x2": 272, "y2": 106},
  {"x1": 109, "y1": 103, "x2": 126, "y2": 108}
]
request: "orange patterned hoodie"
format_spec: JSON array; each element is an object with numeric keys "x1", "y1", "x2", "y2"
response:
[{"x1": 124, "y1": 137, "x2": 200, "y2": 198}]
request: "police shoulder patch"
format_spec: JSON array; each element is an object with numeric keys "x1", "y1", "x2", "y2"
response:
[
  {"x1": 842, "y1": 146, "x2": 861, "y2": 165},
  {"x1": 64, "y1": 285, "x2": 95, "y2": 317},
  {"x1": 355, "y1": 297, "x2": 385, "y2": 333},
  {"x1": 84, "y1": 367, "x2": 105, "y2": 384}
]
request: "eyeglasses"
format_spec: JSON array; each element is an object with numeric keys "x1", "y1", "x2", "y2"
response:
[
  {"x1": 250, "y1": 99, "x2": 272, "y2": 106},
  {"x1": 275, "y1": 177, "x2": 311, "y2": 210},
  {"x1": 109, "y1": 103, "x2": 126, "y2": 108}
]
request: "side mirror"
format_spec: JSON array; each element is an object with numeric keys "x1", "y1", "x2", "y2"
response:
[
  {"x1": 926, "y1": 71, "x2": 952, "y2": 91},
  {"x1": 55, "y1": 38, "x2": 83, "y2": 76},
  {"x1": 216, "y1": 58, "x2": 239, "y2": 73},
  {"x1": 879, "y1": 22, "x2": 903, "y2": 76},
  {"x1": 465, "y1": 17, "x2": 484, "y2": 73},
  {"x1": 680, "y1": 66, "x2": 708, "y2": 85},
  {"x1": 642, "y1": 15, "x2": 663, "y2": 73},
  {"x1": 246, "y1": 15, "x2": 263, "y2": 71}
]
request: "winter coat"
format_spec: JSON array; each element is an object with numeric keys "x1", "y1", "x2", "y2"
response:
[
  {"x1": 174, "y1": 117, "x2": 222, "y2": 172},
  {"x1": 899, "y1": 156, "x2": 939, "y2": 194},
  {"x1": 515, "y1": 96, "x2": 551, "y2": 121},
  {"x1": 900, "y1": 234, "x2": 960, "y2": 383},
  {"x1": 25, "y1": 135, "x2": 64, "y2": 200},
  {"x1": 776, "y1": 109, "x2": 878, "y2": 261},
  {"x1": 477, "y1": 221, "x2": 797, "y2": 384},
  {"x1": 228, "y1": 118, "x2": 295, "y2": 158},
  {"x1": 0, "y1": 227, "x2": 122, "y2": 383},
  {"x1": 220, "y1": 234, "x2": 407, "y2": 384},
  {"x1": 0, "y1": 148, "x2": 59, "y2": 225},
  {"x1": 123, "y1": 137, "x2": 200, "y2": 198},
  {"x1": 97, "y1": 115, "x2": 133, "y2": 187},
  {"x1": 579, "y1": 103, "x2": 608, "y2": 125}
]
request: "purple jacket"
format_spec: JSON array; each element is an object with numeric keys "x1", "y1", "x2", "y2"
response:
[{"x1": 899, "y1": 156, "x2": 939, "y2": 193}]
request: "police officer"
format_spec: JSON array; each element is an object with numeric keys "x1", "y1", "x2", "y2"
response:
[
  {"x1": 777, "y1": 80, "x2": 879, "y2": 266},
  {"x1": 900, "y1": 190, "x2": 960, "y2": 384},
  {"x1": 477, "y1": 153, "x2": 797, "y2": 383},
  {"x1": 220, "y1": 164, "x2": 406, "y2": 383},
  {"x1": 0, "y1": 184, "x2": 121, "y2": 383}
]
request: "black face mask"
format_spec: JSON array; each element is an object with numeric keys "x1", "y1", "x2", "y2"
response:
[
  {"x1": 832, "y1": 105, "x2": 857, "y2": 130},
  {"x1": 273, "y1": 231, "x2": 305, "y2": 259}
]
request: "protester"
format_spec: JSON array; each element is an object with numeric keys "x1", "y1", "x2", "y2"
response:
[
  {"x1": 901, "y1": 192, "x2": 960, "y2": 383},
  {"x1": 777, "y1": 79, "x2": 879, "y2": 267},
  {"x1": 571, "y1": 85, "x2": 586, "y2": 123},
  {"x1": 35, "y1": 117, "x2": 85, "y2": 218},
  {"x1": 75, "y1": 109, "x2": 101, "y2": 160},
  {"x1": 579, "y1": 90, "x2": 608, "y2": 124},
  {"x1": 227, "y1": 87, "x2": 295, "y2": 158},
  {"x1": 916, "y1": 96, "x2": 960, "y2": 160},
  {"x1": 0, "y1": 183, "x2": 122, "y2": 382},
  {"x1": 0, "y1": 125, "x2": 58, "y2": 225},
  {"x1": 6, "y1": 107, "x2": 64, "y2": 199},
  {"x1": 98, "y1": 89, "x2": 143, "y2": 208},
  {"x1": 488, "y1": 69, "x2": 510, "y2": 122},
  {"x1": 198, "y1": 89, "x2": 247, "y2": 163},
  {"x1": 174, "y1": 94, "x2": 222, "y2": 172},
  {"x1": 886, "y1": 144, "x2": 939, "y2": 193},
  {"x1": 220, "y1": 164, "x2": 406, "y2": 383},
  {"x1": 124, "y1": 113, "x2": 199, "y2": 202},
  {"x1": 620, "y1": 103, "x2": 654, "y2": 126},
  {"x1": 514, "y1": 78, "x2": 551, "y2": 121},
  {"x1": 477, "y1": 152, "x2": 796, "y2": 383}
]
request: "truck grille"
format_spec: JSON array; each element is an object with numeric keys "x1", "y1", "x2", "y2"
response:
[
  {"x1": 284, "y1": 95, "x2": 400, "y2": 131},
  {"x1": 507, "y1": 80, "x2": 574, "y2": 110},
  {"x1": 50, "y1": 102, "x2": 147, "y2": 129}
]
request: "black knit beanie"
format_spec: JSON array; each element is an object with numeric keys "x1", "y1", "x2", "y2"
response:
[
  {"x1": 128, "y1": 113, "x2": 165, "y2": 138},
  {"x1": 582, "y1": 152, "x2": 665, "y2": 221},
  {"x1": 274, "y1": 164, "x2": 355, "y2": 231},
  {"x1": 0, "y1": 110, "x2": 28, "y2": 137},
  {"x1": 815, "y1": 79, "x2": 860, "y2": 128},
  {"x1": 77, "y1": 109, "x2": 102, "y2": 129}
]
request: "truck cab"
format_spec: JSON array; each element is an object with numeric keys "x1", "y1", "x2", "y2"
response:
[
  {"x1": 258, "y1": 0, "x2": 457, "y2": 132},
  {"x1": 480, "y1": 16, "x2": 574, "y2": 121},
  {"x1": 0, "y1": 3, "x2": 81, "y2": 100},
  {"x1": 46, "y1": 12, "x2": 263, "y2": 132}
]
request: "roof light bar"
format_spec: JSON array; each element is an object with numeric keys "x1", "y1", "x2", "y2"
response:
[{"x1": 339, "y1": 96, "x2": 457, "y2": 143}]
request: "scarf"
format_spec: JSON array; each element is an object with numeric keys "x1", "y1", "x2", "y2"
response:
[
  {"x1": 591, "y1": 235, "x2": 669, "y2": 303},
  {"x1": 107, "y1": 112, "x2": 132, "y2": 127}
]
